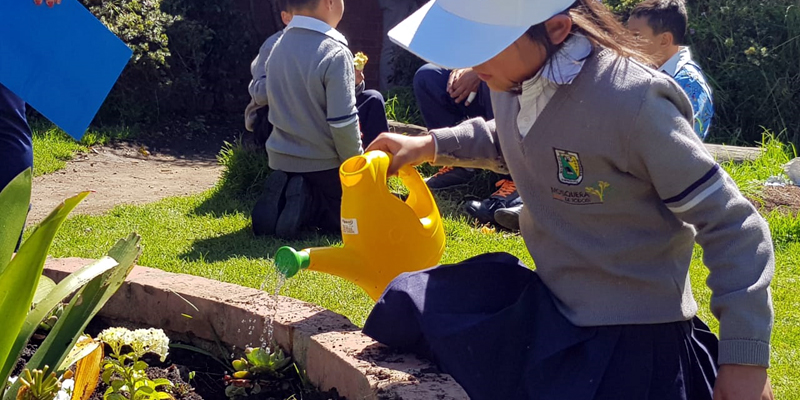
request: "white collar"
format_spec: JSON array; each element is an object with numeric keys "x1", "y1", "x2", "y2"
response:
[
  {"x1": 523, "y1": 34, "x2": 592, "y2": 89},
  {"x1": 659, "y1": 46, "x2": 692, "y2": 77},
  {"x1": 285, "y1": 16, "x2": 348, "y2": 45}
]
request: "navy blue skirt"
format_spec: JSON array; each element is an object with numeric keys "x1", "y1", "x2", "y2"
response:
[{"x1": 362, "y1": 253, "x2": 719, "y2": 400}]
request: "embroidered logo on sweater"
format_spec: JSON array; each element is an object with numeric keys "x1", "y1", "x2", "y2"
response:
[
  {"x1": 585, "y1": 181, "x2": 611, "y2": 202},
  {"x1": 554, "y1": 149, "x2": 583, "y2": 185},
  {"x1": 551, "y1": 181, "x2": 611, "y2": 205}
]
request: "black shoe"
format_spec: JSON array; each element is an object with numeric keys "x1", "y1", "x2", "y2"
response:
[
  {"x1": 276, "y1": 175, "x2": 313, "y2": 239},
  {"x1": 252, "y1": 170, "x2": 289, "y2": 236},
  {"x1": 463, "y1": 179, "x2": 521, "y2": 224},
  {"x1": 424, "y1": 167, "x2": 475, "y2": 190},
  {"x1": 494, "y1": 203, "x2": 523, "y2": 231}
]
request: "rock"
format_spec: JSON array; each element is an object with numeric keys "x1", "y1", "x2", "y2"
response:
[{"x1": 784, "y1": 157, "x2": 800, "y2": 185}]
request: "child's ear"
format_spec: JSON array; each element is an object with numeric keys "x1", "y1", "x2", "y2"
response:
[
  {"x1": 659, "y1": 31, "x2": 674, "y2": 47},
  {"x1": 280, "y1": 11, "x2": 292, "y2": 26},
  {"x1": 544, "y1": 14, "x2": 572, "y2": 46}
]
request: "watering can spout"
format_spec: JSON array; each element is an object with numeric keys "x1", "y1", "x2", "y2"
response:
[
  {"x1": 273, "y1": 151, "x2": 445, "y2": 301},
  {"x1": 274, "y1": 246, "x2": 311, "y2": 278}
]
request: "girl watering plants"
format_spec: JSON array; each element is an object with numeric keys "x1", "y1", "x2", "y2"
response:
[{"x1": 361, "y1": 0, "x2": 775, "y2": 399}]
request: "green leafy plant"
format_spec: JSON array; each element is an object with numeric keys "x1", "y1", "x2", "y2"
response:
[
  {"x1": 97, "y1": 327, "x2": 172, "y2": 400},
  {"x1": 223, "y1": 347, "x2": 292, "y2": 399},
  {"x1": 15, "y1": 366, "x2": 72, "y2": 400},
  {"x1": 34, "y1": 304, "x2": 64, "y2": 338},
  {"x1": 0, "y1": 169, "x2": 143, "y2": 399}
]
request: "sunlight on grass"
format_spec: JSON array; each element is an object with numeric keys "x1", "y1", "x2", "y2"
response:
[
  {"x1": 32, "y1": 127, "x2": 87, "y2": 177},
  {"x1": 31, "y1": 121, "x2": 134, "y2": 177}
]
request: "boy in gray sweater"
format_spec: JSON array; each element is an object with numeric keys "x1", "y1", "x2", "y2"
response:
[{"x1": 252, "y1": 0, "x2": 362, "y2": 238}]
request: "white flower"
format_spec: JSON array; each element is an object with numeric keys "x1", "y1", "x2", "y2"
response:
[
  {"x1": 131, "y1": 328, "x2": 170, "y2": 362},
  {"x1": 98, "y1": 327, "x2": 170, "y2": 361},
  {"x1": 54, "y1": 379, "x2": 75, "y2": 400},
  {"x1": 98, "y1": 327, "x2": 133, "y2": 356}
]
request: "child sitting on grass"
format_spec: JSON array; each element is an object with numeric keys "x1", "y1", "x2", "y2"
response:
[
  {"x1": 244, "y1": 0, "x2": 389, "y2": 152},
  {"x1": 251, "y1": 0, "x2": 388, "y2": 239},
  {"x1": 363, "y1": 0, "x2": 775, "y2": 399}
]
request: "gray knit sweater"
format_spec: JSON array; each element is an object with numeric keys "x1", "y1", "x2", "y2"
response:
[
  {"x1": 432, "y1": 49, "x2": 774, "y2": 367},
  {"x1": 265, "y1": 17, "x2": 363, "y2": 173}
]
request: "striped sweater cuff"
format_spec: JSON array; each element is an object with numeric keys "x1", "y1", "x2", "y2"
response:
[
  {"x1": 663, "y1": 164, "x2": 724, "y2": 213},
  {"x1": 718, "y1": 339, "x2": 771, "y2": 367},
  {"x1": 328, "y1": 113, "x2": 358, "y2": 128}
]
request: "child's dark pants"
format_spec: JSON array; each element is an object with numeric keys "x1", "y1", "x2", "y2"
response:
[
  {"x1": 356, "y1": 89, "x2": 389, "y2": 146},
  {"x1": 363, "y1": 252, "x2": 719, "y2": 400},
  {"x1": 0, "y1": 83, "x2": 33, "y2": 250},
  {"x1": 292, "y1": 168, "x2": 342, "y2": 233}
]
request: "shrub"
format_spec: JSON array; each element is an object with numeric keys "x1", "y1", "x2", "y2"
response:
[
  {"x1": 216, "y1": 140, "x2": 271, "y2": 200},
  {"x1": 82, "y1": 0, "x2": 177, "y2": 124},
  {"x1": 82, "y1": 0, "x2": 277, "y2": 125},
  {"x1": 605, "y1": 0, "x2": 800, "y2": 146},
  {"x1": 388, "y1": 48, "x2": 426, "y2": 89}
]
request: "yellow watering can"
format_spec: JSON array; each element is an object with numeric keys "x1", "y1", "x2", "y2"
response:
[{"x1": 274, "y1": 150, "x2": 446, "y2": 301}]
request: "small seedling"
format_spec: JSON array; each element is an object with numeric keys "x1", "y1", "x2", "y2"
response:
[{"x1": 223, "y1": 347, "x2": 292, "y2": 399}]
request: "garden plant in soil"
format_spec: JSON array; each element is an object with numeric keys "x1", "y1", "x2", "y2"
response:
[
  {"x1": 13, "y1": 322, "x2": 343, "y2": 400},
  {"x1": 2, "y1": 169, "x2": 343, "y2": 400}
]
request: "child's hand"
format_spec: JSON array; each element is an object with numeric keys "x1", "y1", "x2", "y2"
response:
[
  {"x1": 34, "y1": 0, "x2": 61, "y2": 7},
  {"x1": 355, "y1": 68, "x2": 365, "y2": 87},
  {"x1": 366, "y1": 133, "x2": 436, "y2": 176},
  {"x1": 713, "y1": 365, "x2": 773, "y2": 400},
  {"x1": 447, "y1": 68, "x2": 481, "y2": 105}
]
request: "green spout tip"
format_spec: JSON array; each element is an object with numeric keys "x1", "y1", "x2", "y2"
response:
[{"x1": 275, "y1": 246, "x2": 310, "y2": 278}]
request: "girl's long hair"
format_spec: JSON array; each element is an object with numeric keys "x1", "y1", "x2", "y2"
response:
[{"x1": 526, "y1": 0, "x2": 656, "y2": 69}]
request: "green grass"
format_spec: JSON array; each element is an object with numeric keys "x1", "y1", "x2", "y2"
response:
[
  {"x1": 41, "y1": 185, "x2": 531, "y2": 328},
  {"x1": 31, "y1": 121, "x2": 134, "y2": 177},
  {"x1": 384, "y1": 86, "x2": 423, "y2": 127},
  {"x1": 36, "y1": 135, "x2": 800, "y2": 397},
  {"x1": 722, "y1": 132, "x2": 798, "y2": 199}
]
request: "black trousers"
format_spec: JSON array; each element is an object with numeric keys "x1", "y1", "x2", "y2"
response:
[{"x1": 289, "y1": 168, "x2": 342, "y2": 233}]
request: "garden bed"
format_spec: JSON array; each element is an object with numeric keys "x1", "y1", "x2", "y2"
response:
[
  {"x1": 13, "y1": 319, "x2": 343, "y2": 400},
  {"x1": 43, "y1": 258, "x2": 469, "y2": 400}
]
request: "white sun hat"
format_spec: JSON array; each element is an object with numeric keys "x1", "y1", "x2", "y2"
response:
[{"x1": 388, "y1": 0, "x2": 578, "y2": 70}]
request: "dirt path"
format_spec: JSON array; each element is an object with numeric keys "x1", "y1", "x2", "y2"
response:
[{"x1": 29, "y1": 143, "x2": 223, "y2": 224}]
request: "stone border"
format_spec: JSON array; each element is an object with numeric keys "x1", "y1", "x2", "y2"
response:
[{"x1": 44, "y1": 258, "x2": 468, "y2": 400}]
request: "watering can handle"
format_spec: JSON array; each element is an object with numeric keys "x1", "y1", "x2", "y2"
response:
[{"x1": 397, "y1": 164, "x2": 437, "y2": 228}]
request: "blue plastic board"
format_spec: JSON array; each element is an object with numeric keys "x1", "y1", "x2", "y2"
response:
[{"x1": 0, "y1": 0, "x2": 132, "y2": 140}]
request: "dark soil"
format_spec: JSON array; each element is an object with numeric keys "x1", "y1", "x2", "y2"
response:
[
  {"x1": 13, "y1": 319, "x2": 345, "y2": 400},
  {"x1": 748, "y1": 185, "x2": 800, "y2": 214}
]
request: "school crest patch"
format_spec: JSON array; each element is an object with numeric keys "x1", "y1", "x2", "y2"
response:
[{"x1": 554, "y1": 148, "x2": 583, "y2": 185}]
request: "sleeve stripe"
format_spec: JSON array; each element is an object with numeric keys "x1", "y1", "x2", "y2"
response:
[
  {"x1": 329, "y1": 115, "x2": 358, "y2": 128},
  {"x1": 666, "y1": 179, "x2": 724, "y2": 213},
  {"x1": 327, "y1": 112, "x2": 358, "y2": 123},
  {"x1": 664, "y1": 164, "x2": 720, "y2": 204}
]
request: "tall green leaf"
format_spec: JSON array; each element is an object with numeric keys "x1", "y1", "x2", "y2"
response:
[
  {"x1": 0, "y1": 169, "x2": 32, "y2": 274},
  {"x1": 3, "y1": 234, "x2": 141, "y2": 400},
  {"x1": 0, "y1": 189, "x2": 90, "y2": 387},
  {"x1": 0, "y1": 257, "x2": 119, "y2": 386},
  {"x1": 32, "y1": 276, "x2": 57, "y2": 308},
  {"x1": 24, "y1": 233, "x2": 142, "y2": 374}
]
